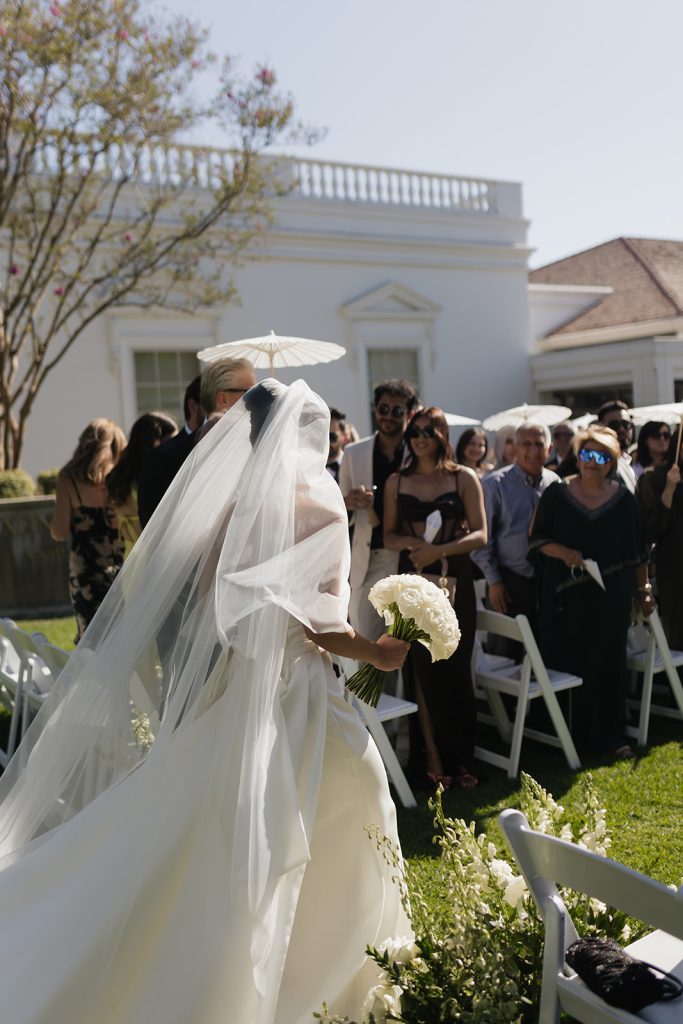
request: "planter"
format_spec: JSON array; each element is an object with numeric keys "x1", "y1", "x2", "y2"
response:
[{"x1": 0, "y1": 496, "x2": 71, "y2": 618}]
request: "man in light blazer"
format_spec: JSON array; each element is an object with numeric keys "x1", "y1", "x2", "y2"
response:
[{"x1": 339, "y1": 379, "x2": 418, "y2": 641}]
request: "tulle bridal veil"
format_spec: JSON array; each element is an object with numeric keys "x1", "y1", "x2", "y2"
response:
[{"x1": 0, "y1": 379, "x2": 409, "y2": 1023}]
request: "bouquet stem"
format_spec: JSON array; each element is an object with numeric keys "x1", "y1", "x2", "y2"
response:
[{"x1": 345, "y1": 603, "x2": 431, "y2": 708}]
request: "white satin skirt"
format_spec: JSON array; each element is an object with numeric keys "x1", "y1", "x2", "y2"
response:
[{"x1": 0, "y1": 623, "x2": 409, "y2": 1023}]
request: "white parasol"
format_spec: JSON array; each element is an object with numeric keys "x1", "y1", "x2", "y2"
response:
[
  {"x1": 570, "y1": 413, "x2": 597, "y2": 430},
  {"x1": 629, "y1": 402, "x2": 683, "y2": 427},
  {"x1": 443, "y1": 412, "x2": 481, "y2": 426},
  {"x1": 197, "y1": 331, "x2": 346, "y2": 372},
  {"x1": 482, "y1": 403, "x2": 572, "y2": 431}
]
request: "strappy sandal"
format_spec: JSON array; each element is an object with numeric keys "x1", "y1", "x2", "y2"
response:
[{"x1": 453, "y1": 768, "x2": 480, "y2": 790}]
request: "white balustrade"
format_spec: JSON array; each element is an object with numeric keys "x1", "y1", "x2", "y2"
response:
[{"x1": 27, "y1": 138, "x2": 499, "y2": 214}]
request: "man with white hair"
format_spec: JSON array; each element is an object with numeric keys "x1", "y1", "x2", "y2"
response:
[
  {"x1": 472, "y1": 422, "x2": 559, "y2": 630},
  {"x1": 199, "y1": 356, "x2": 256, "y2": 416}
]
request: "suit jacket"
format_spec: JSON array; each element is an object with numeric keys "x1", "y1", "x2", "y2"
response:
[
  {"x1": 338, "y1": 435, "x2": 377, "y2": 593},
  {"x1": 137, "y1": 428, "x2": 196, "y2": 528}
]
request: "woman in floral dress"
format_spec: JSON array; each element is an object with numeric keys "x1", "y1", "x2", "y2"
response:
[{"x1": 51, "y1": 418, "x2": 127, "y2": 640}]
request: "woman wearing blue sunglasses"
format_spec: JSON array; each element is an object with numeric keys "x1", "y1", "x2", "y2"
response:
[{"x1": 529, "y1": 425, "x2": 652, "y2": 759}]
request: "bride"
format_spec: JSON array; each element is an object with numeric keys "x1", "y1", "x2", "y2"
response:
[{"x1": 0, "y1": 380, "x2": 410, "y2": 1024}]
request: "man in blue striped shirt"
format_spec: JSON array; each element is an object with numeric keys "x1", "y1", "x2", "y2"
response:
[{"x1": 472, "y1": 423, "x2": 559, "y2": 632}]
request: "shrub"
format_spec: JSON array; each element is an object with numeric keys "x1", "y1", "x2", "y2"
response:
[
  {"x1": 0, "y1": 469, "x2": 35, "y2": 499},
  {"x1": 37, "y1": 468, "x2": 59, "y2": 495}
]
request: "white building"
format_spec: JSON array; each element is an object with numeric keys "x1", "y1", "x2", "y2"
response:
[
  {"x1": 529, "y1": 237, "x2": 683, "y2": 412},
  {"x1": 20, "y1": 151, "x2": 532, "y2": 476}
]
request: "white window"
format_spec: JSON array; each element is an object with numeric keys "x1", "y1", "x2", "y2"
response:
[
  {"x1": 134, "y1": 350, "x2": 200, "y2": 424},
  {"x1": 367, "y1": 348, "x2": 421, "y2": 406}
]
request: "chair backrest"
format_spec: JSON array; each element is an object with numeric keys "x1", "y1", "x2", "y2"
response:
[
  {"x1": 31, "y1": 635, "x2": 70, "y2": 679},
  {"x1": 499, "y1": 808, "x2": 683, "y2": 949}
]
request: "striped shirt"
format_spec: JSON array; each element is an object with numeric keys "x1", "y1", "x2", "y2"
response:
[{"x1": 472, "y1": 462, "x2": 559, "y2": 583}]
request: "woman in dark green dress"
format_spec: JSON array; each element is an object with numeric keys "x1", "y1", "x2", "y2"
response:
[{"x1": 529, "y1": 425, "x2": 653, "y2": 756}]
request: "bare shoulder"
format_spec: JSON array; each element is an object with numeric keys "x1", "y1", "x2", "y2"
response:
[{"x1": 457, "y1": 465, "x2": 482, "y2": 489}]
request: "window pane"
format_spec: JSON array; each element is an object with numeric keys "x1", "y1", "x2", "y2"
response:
[
  {"x1": 368, "y1": 349, "x2": 420, "y2": 405},
  {"x1": 133, "y1": 349, "x2": 198, "y2": 425},
  {"x1": 136, "y1": 385, "x2": 161, "y2": 414},
  {"x1": 159, "y1": 386, "x2": 182, "y2": 416},
  {"x1": 134, "y1": 352, "x2": 157, "y2": 384},
  {"x1": 181, "y1": 351, "x2": 200, "y2": 380},
  {"x1": 157, "y1": 352, "x2": 178, "y2": 382}
]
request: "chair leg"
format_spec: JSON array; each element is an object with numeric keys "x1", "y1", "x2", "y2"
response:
[
  {"x1": 507, "y1": 687, "x2": 529, "y2": 779},
  {"x1": 356, "y1": 704, "x2": 417, "y2": 809},
  {"x1": 540, "y1": 897, "x2": 565, "y2": 1024},
  {"x1": 537, "y1": 686, "x2": 581, "y2": 771},
  {"x1": 636, "y1": 638, "x2": 656, "y2": 746}
]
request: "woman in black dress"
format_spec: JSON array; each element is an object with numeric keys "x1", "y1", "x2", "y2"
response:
[
  {"x1": 529, "y1": 425, "x2": 653, "y2": 757},
  {"x1": 51, "y1": 419, "x2": 127, "y2": 640},
  {"x1": 637, "y1": 428, "x2": 683, "y2": 648},
  {"x1": 384, "y1": 407, "x2": 487, "y2": 789}
]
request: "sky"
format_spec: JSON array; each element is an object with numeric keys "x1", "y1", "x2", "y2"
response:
[{"x1": 161, "y1": 0, "x2": 683, "y2": 268}]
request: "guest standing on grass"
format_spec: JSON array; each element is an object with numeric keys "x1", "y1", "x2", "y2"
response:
[
  {"x1": 637, "y1": 428, "x2": 683, "y2": 649},
  {"x1": 106, "y1": 412, "x2": 177, "y2": 558},
  {"x1": 472, "y1": 422, "x2": 557, "y2": 634},
  {"x1": 529, "y1": 425, "x2": 652, "y2": 757},
  {"x1": 51, "y1": 419, "x2": 127, "y2": 641},
  {"x1": 383, "y1": 407, "x2": 486, "y2": 790}
]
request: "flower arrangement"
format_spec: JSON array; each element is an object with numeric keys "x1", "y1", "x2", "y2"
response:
[
  {"x1": 346, "y1": 574, "x2": 461, "y2": 707},
  {"x1": 315, "y1": 773, "x2": 641, "y2": 1023}
]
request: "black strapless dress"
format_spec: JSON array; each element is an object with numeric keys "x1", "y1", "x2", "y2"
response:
[{"x1": 396, "y1": 475, "x2": 477, "y2": 781}]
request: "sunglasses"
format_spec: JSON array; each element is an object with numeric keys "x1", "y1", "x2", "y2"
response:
[
  {"x1": 605, "y1": 419, "x2": 633, "y2": 431},
  {"x1": 377, "y1": 402, "x2": 407, "y2": 419},
  {"x1": 553, "y1": 431, "x2": 573, "y2": 440},
  {"x1": 579, "y1": 448, "x2": 613, "y2": 465},
  {"x1": 406, "y1": 425, "x2": 436, "y2": 440},
  {"x1": 655, "y1": 430, "x2": 672, "y2": 440},
  {"x1": 224, "y1": 387, "x2": 249, "y2": 394}
]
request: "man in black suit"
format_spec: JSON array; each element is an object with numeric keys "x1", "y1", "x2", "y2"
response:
[
  {"x1": 137, "y1": 356, "x2": 256, "y2": 527},
  {"x1": 137, "y1": 376, "x2": 204, "y2": 528}
]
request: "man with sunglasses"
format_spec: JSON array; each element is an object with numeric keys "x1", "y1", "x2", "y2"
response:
[
  {"x1": 339, "y1": 379, "x2": 418, "y2": 641},
  {"x1": 546, "y1": 421, "x2": 575, "y2": 473},
  {"x1": 597, "y1": 400, "x2": 637, "y2": 494}
]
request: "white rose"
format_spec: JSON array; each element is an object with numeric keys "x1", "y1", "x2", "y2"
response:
[
  {"x1": 490, "y1": 857, "x2": 515, "y2": 889},
  {"x1": 503, "y1": 874, "x2": 528, "y2": 908},
  {"x1": 377, "y1": 935, "x2": 418, "y2": 965},
  {"x1": 361, "y1": 983, "x2": 404, "y2": 1023}
]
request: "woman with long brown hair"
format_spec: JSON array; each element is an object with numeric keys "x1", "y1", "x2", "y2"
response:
[
  {"x1": 106, "y1": 411, "x2": 177, "y2": 558},
  {"x1": 51, "y1": 418, "x2": 127, "y2": 640},
  {"x1": 384, "y1": 406, "x2": 487, "y2": 789}
]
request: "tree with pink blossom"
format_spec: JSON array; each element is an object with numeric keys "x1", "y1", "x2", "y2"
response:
[{"x1": 0, "y1": 0, "x2": 313, "y2": 468}]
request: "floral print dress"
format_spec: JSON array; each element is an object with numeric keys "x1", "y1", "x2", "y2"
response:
[{"x1": 67, "y1": 475, "x2": 124, "y2": 640}]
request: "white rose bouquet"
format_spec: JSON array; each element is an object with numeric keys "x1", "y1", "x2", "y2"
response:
[{"x1": 346, "y1": 573, "x2": 461, "y2": 707}]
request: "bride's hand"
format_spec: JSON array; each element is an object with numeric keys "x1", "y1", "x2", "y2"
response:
[{"x1": 370, "y1": 635, "x2": 409, "y2": 672}]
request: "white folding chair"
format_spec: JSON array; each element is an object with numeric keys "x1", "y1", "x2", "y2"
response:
[
  {"x1": 0, "y1": 621, "x2": 58, "y2": 766},
  {"x1": 31, "y1": 633, "x2": 71, "y2": 680},
  {"x1": 626, "y1": 609, "x2": 683, "y2": 746},
  {"x1": 334, "y1": 655, "x2": 418, "y2": 809},
  {"x1": 473, "y1": 608, "x2": 582, "y2": 778},
  {"x1": 500, "y1": 807, "x2": 683, "y2": 1024}
]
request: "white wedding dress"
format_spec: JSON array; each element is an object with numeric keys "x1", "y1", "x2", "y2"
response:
[{"x1": 0, "y1": 381, "x2": 409, "y2": 1023}]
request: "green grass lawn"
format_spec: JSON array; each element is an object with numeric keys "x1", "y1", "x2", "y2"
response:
[{"x1": 15, "y1": 616, "x2": 683, "y2": 886}]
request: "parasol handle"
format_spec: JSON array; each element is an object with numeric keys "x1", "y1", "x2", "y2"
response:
[{"x1": 675, "y1": 414, "x2": 683, "y2": 467}]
